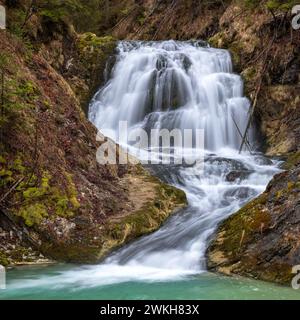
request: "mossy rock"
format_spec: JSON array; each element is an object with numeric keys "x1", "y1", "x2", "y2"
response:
[
  {"x1": 76, "y1": 33, "x2": 116, "y2": 69},
  {"x1": 0, "y1": 253, "x2": 9, "y2": 267},
  {"x1": 241, "y1": 66, "x2": 258, "y2": 95},
  {"x1": 212, "y1": 193, "x2": 270, "y2": 257},
  {"x1": 207, "y1": 165, "x2": 300, "y2": 285},
  {"x1": 282, "y1": 151, "x2": 300, "y2": 170},
  {"x1": 71, "y1": 32, "x2": 116, "y2": 113},
  {"x1": 38, "y1": 172, "x2": 187, "y2": 264},
  {"x1": 208, "y1": 32, "x2": 229, "y2": 48},
  {"x1": 0, "y1": 156, "x2": 82, "y2": 228}
]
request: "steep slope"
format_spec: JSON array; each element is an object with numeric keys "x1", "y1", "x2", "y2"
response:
[{"x1": 0, "y1": 2, "x2": 186, "y2": 266}]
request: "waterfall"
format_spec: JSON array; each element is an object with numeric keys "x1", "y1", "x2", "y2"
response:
[
  {"x1": 89, "y1": 40, "x2": 253, "y2": 151},
  {"x1": 3, "y1": 41, "x2": 280, "y2": 293},
  {"x1": 78, "y1": 40, "x2": 278, "y2": 284}
]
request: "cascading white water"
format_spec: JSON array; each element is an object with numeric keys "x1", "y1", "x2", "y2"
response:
[
  {"x1": 3, "y1": 41, "x2": 281, "y2": 293},
  {"x1": 66, "y1": 40, "x2": 278, "y2": 285},
  {"x1": 89, "y1": 40, "x2": 253, "y2": 151}
]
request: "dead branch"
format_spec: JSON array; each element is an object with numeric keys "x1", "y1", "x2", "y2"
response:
[
  {"x1": 152, "y1": 0, "x2": 177, "y2": 41},
  {"x1": 239, "y1": 35, "x2": 276, "y2": 153},
  {"x1": 0, "y1": 177, "x2": 24, "y2": 204},
  {"x1": 134, "y1": 1, "x2": 162, "y2": 39},
  {"x1": 239, "y1": 229, "x2": 245, "y2": 247},
  {"x1": 231, "y1": 112, "x2": 252, "y2": 153},
  {"x1": 111, "y1": 5, "x2": 139, "y2": 32}
]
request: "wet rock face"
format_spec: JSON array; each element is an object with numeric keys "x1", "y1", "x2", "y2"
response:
[
  {"x1": 224, "y1": 187, "x2": 256, "y2": 201},
  {"x1": 207, "y1": 162, "x2": 300, "y2": 285},
  {"x1": 0, "y1": 212, "x2": 52, "y2": 267},
  {"x1": 225, "y1": 171, "x2": 252, "y2": 182},
  {"x1": 204, "y1": 157, "x2": 250, "y2": 178},
  {"x1": 224, "y1": 154, "x2": 273, "y2": 182}
]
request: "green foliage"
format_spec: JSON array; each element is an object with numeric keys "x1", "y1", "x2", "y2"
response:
[
  {"x1": 72, "y1": 0, "x2": 131, "y2": 34},
  {"x1": 6, "y1": 0, "x2": 83, "y2": 38},
  {"x1": 17, "y1": 171, "x2": 81, "y2": 226},
  {"x1": 18, "y1": 203, "x2": 48, "y2": 227},
  {"x1": 0, "y1": 155, "x2": 6, "y2": 164},
  {"x1": 137, "y1": 12, "x2": 146, "y2": 26},
  {"x1": 0, "y1": 252, "x2": 9, "y2": 267},
  {"x1": 243, "y1": 0, "x2": 261, "y2": 9},
  {"x1": 77, "y1": 33, "x2": 116, "y2": 72},
  {"x1": 66, "y1": 173, "x2": 80, "y2": 209},
  {"x1": 0, "y1": 78, "x2": 35, "y2": 129},
  {"x1": 22, "y1": 174, "x2": 50, "y2": 200},
  {"x1": 6, "y1": 0, "x2": 128, "y2": 38},
  {"x1": 120, "y1": 7, "x2": 131, "y2": 16},
  {"x1": 6, "y1": 6, "x2": 27, "y2": 37},
  {"x1": 0, "y1": 35, "x2": 42, "y2": 151},
  {"x1": 78, "y1": 33, "x2": 114, "y2": 48},
  {"x1": 31, "y1": 0, "x2": 108, "y2": 33},
  {"x1": 1, "y1": 54, "x2": 36, "y2": 130},
  {"x1": 0, "y1": 167, "x2": 14, "y2": 186},
  {"x1": 38, "y1": 0, "x2": 83, "y2": 22},
  {"x1": 266, "y1": 0, "x2": 298, "y2": 11},
  {"x1": 0, "y1": 155, "x2": 25, "y2": 188},
  {"x1": 0, "y1": 152, "x2": 80, "y2": 226},
  {"x1": 243, "y1": 0, "x2": 298, "y2": 11},
  {"x1": 15, "y1": 80, "x2": 39, "y2": 103},
  {"x1": 283, "y1": 151, "x2": 300, "y2": 169},
  {"x1": 0, "y1": 53, "x2": 10, "y2": 69}
]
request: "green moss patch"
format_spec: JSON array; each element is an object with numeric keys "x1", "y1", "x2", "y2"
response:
[
  {"x1": 38, "y1": 172, "x2": 187, "y2": 264},
  {"x1": 0, "y1": 154, "x2": 81, "y2": 227},
  {"x1": 283, "y1": 151, "x2": 300, "y2": 170},
  {"x1": 216, "y1": 194, "x2": 270, "y2": 257}
]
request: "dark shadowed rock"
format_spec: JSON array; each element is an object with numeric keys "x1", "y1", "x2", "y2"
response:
[{"x1": 225, "y1": 170, "x2": 252, "y2": 182}]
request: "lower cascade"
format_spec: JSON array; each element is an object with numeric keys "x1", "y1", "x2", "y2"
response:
[{"x1": 3, "y1": 41, "x2": 287, "y2": 297}]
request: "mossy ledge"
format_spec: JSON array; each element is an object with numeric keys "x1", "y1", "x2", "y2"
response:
[
  {"x1": 207, "y1": 152, "x2": 300, "y2": 285},
  {"x1": 39, "y1": 169, "x2": 187, "y2": 264}
]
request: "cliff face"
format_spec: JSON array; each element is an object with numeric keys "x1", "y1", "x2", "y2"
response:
[{"x1": 0, "y1": 2, "x2": 186, "y2": 266}]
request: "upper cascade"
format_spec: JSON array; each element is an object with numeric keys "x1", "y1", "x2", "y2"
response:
[{"x1": 89, "y1": 40, "x2": 253, "y2": 151}]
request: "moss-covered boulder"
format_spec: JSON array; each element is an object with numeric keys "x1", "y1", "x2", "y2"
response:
[
  {"x1": 207, "y1": 154, "x2": 300, "y2": 285},
  {"x1": 40, "y1": 169, "x2": 187, "y2": 263}
]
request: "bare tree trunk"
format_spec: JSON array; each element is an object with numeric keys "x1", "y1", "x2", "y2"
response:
[
  {"x1": 239, "y1": 35, "x2": 276, "y2": 153},
  {"x1": 22, "y1": 0, "x2": 38, "y2": 29}
]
